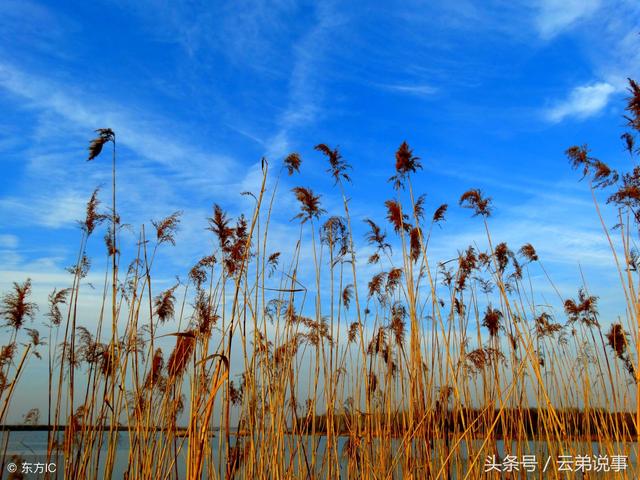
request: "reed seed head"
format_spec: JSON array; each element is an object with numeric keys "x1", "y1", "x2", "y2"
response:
[{"x1": 1, "y1": 279, "x2": 38, "y2": 331}]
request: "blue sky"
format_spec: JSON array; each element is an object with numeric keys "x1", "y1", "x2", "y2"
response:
[{"x1": 0, "y1": 1, "x2": 639, "y2": 419}]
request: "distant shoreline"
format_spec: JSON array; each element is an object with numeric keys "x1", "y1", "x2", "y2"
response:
[
  {"x1": 0, "y1": 425, "x2": 203, "y2": 434},
  {"x1": 1, "y1": 425, "x2": 637, "y2": 443}
]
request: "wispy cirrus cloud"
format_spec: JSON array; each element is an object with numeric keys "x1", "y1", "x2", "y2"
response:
[
  {"x1": 0, "y1": 0, "x2": 74, "y2": 57},
  {"x1": 265, "y1": 1, "x2": 346, "y2": 158},
  {"x1": 0, "y1": 62, "x2": 235, "y2": 183},
  {"x1": 377, "y1": 83, "x2": 438, "y2": 98},
  {"x1": 534, "y1": 0, "x2": 601, "y2": 40}
]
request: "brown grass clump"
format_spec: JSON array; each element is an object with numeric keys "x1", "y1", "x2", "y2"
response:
[
  {"x1": 0, "y1": 344, "x2": 16, "y2": 369},
  {"x1": 389, "y1": 305, "x2": 406, "y2": 346},
  {"x1": 321, "y1": 216, "x2": 348, "y2": 257},
  {"x1": 193, "y1": 290, "x2": 218, "y2": 337},
  {"x1": 368, "y1": 271, "x2": 387, "y2": 303},
  {"x1": 607, "y1": 166, "x2": 640, "y2": 213}
]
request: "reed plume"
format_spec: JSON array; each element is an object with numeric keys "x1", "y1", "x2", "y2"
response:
[
  {"x1": 87, "y1": 128, "x2": 115, "y2": 161},
  {"x1": 625, "y1": 78, "x2": 640, "y2": 132},
  {"x1": 389, "y1": 141, "x2": 422, "y2": 190},
  {"x1": 519, "y1": 243, "x2": 538, "y2": 262},
  {"x1": 167, "y1": 332, "x2": 196, "y2": 379},
  {"x1": 384, "y1": 199, "x2": 409, "y2": 233},
  {"x1": 342, "y1": 285, "x2": 353, "y2": 309},
  {"x1": 267, "y1": 252, "x2": 280, "y2": 277},
  {"x1": 154, "y1": 286, "x2": 178, "y2": 324},
  {"x1": 605, "y1": 323, "x2": 628, "y2": 359},
  {"x1": 143, "y1": 348, "x2": 164, "y2": 389},
  {"x1": 621, "y1": 132, "x2": 635, "y2": 154},
  {"x1": 564, "y1": 289, "x2": 599, "y2": 327},
  {"x1": 605, "y1": 323, "x2": 637, "y2": 382},
  {"x1": 364, "y1": 219, "x2": 391, "y2": 253},
  {"x1": 466, "y1": 347, "x2": 505, "y2": 373},
  {"x1": 459, "y1": 189, "x2": 491, "y2": 217},
  {"x1": 188, "y1": 255, "x2": 217, "y2": 289},
  {"x1": 0, "y1": 279, "x2": 37, "y2": 331},
  {"x1": 482, "y1": 306, "x2": 503, "y2": 338},
  {"x1": 432, "y1": 203, "x2": 448, "y2": 223},
  {"x1": 152, "y1": 211, "x2": 182, "y2": 245},
  {"x1": 315, "y1": 144, "x2": 351, "y2": 184},
  {"x1": 534, "y1": 312, "x2": 562, "y2": 338},
  {"x1": 82, "y1": 188, "x2": 107, "y2": 236},
  {"x1": 292, "y1": 187, "x2": 326, "y2": 222},
  {"x1": 208, "y1": 204, "x2": 233, "y2": 249},
  {"x1": 46, "y1": 288, "x2": 70, "y2": 327},
  {"x1": 409, "y1": 226, "x2": 421, "y2": 262},
  {"x1": 284, "y1": 152, "x2": 302, "y2": 175},
  {"x1": 566, "y1": 145, "x2": 618, "y2": 188}
]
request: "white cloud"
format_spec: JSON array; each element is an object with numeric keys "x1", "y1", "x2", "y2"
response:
[
  {"x1": 545, "y1": 82, "x2": 616, "y2": 123},
  {"x1": 535, "y1": 0, "x2": 601, "y2": 39}
]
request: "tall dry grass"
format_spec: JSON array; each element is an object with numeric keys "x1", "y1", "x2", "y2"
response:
[{"x1": 0, "y1": 83, "x2": 639, "y2": 479}]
